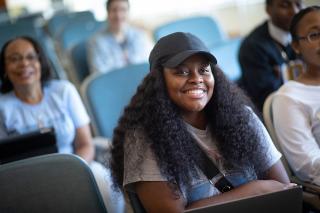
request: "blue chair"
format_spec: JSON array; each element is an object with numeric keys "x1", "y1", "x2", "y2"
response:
[
  {"x1": 0, "y1": 20, "x2": 42, "y2": 47},
  {"x1": 47, "y1": 10, "x2": 96, "y2": 38},
  {"x1": 0, "y1": 8, "x2": 9, "y2": 23},
  {"x1": 69, "y1": 40, "x2": 90, "y2": 86},
  {"x1": 0, "y1": 154, "x2": 107, "y2": 213},
  {"x1": 81, "y1": 63, "x2": 149, "y2": 138},
  {"x1": 59, "y1": 20, "x2": 104, "y2": 51},
  {"x1": 153, "y1": 15, "x2": 226, "y2": 49},
  {"x1": 210, "y1": 38, "x2": 242, "y2": 82}
]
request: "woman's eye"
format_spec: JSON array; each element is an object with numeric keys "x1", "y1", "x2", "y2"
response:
[
  {"x1": 200, "y1": 66, "x2": 211, "y2": 74},
  {"x1": 308, "y1": 32, "x2": 320, "y2": 41},
  {"x1": 175, "y1": 68, "x2": 189, "y2": 75}
]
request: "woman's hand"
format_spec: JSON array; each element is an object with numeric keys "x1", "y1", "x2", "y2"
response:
[
  {"x1": 135, "y1": 179, "x2": 296, "y2": 213},
  {"x1": 187, "y1": 180, "x2": 296, "y2": 210},
  {"x1": 235, "y1": 179, "x2": 296, "y2": 195}
]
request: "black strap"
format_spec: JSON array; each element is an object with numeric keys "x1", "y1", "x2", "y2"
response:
[
  {"x1": 202, "y1": 150, "x2": 234, "y2": 193},
  {"x1": 127, "y1": 191, "x2": 146, "y2": 213}
]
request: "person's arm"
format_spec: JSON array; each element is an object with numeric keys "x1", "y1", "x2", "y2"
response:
[
  {"x1": 262, "y1": 160, "x2": 290, "y2": 184},
  {"x1": 186, "y1": 179, "x2": 293, "y2": 210},
  {"x1": 135, "y1": 180, "x2": 293, "y2": 213},
  {"x1": 273, "y1": 95, "x2": 320, "y2": 184},
  {"x1": 135, "y1": 181, "x2": 185, "y2": 213},
  {"x1": 73, "y1": 124, "x2": 95, "y2": 163},
  {"x1": 64, "y1": 81, "x2": 94, "y2": 163}
]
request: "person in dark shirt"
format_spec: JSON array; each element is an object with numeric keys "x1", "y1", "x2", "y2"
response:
[{"x1": 238, "y1": 0, "x2": 303, "y2": 112}]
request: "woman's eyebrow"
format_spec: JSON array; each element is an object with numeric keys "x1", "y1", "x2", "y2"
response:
[{"x1": 307, "y1": 26, "x2": 320, "y2": 31}]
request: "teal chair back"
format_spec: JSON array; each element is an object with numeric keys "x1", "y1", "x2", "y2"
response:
[
  {"x1": 0, "y1": 154, "x2": 107, "y2": 213},
  {"x1": 47, "y1": 10, "x2": 96, "y2": 38},
  {"x1": 69, "y1": 39, "x2": 93, "y2": 86},
  {"x1": 211, "y1": 38, "x2": 242, "y2": 82},
  {"x1": 81, "y1": 63, "x2": 149, "y2": 138},
  {"x1": 153, "y1": 16, "x2": 226, "y2": 48},
  {"x1": 59, "y1": 20, "x2": 104, "y2": 51}
]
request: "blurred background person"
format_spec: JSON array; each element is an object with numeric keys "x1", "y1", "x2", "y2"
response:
[
  {"x1": 238, "y1": 0, "x2": 303, "y2": 112},
  {"x1": 87, "y1": 0, "x2": 153, "y2": 74}
]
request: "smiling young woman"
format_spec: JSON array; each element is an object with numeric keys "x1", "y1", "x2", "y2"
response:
[{"x1": 110, "y1": 32, "x2": 292, "y2": 213}]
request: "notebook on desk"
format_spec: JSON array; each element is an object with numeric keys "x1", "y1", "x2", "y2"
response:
[
  {"x1": 0, "y1": 128, "x2": 57, "y2": 164},
  {"x1": 185, "y1": 186, "x2": 303, "y2": 213}
]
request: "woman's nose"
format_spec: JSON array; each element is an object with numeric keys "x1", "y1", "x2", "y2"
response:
[{"x1": 188, "y1": 70, "x2": 203, "y2": 84}]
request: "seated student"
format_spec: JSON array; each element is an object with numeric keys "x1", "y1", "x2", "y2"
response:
[
  {"x1": 273, "y1": 6, "x2": 320, "y2": 186},
  {"x1": 87, "y1": 0, "x2": 152, "y2": 74},
  {"x1": 110, "y1": 32, "x2": 294, "y2": 212},
  {"x1": 0, "y1": 36, "x2": 125, "y2": 212},
  {"x1": 238, "y1": 0, "x2": 303, "y2": 112}
]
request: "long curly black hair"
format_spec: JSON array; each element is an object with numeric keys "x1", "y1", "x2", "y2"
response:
[{"x1": 110, "y1": 63, "x2": 266, "y2": 192}]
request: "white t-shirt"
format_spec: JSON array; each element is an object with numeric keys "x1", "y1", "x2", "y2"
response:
[
  {"x1": 123, "y1": 111, "x2": 281, "y2": 204},
  {"x1": 0, "y1": 80, "x2": 90, "y2": 154},
  {"x1": 273, "y1": 81, "x2": 320, "y2": 185}
]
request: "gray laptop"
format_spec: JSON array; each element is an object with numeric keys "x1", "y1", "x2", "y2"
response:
[
  {"x1": 185, "y1": 186, "x2": 302, "y2": 213},
  {"x1": 0, "y1": 128, "x2": 57, "y2": 164}
]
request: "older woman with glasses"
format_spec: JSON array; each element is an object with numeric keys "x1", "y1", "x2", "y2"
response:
[
  {"x1": 0, "y1": 36, "x2": 94, "y2": 159},
  {"x1": 0, "y1": 36, "x2": 125, "y2": 212},
  {"x1": 273, "y1": 6, "x2": 320, "y2": 186}
]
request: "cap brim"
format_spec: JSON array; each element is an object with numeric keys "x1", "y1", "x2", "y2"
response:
[{"x1": 162, "y1": 50, "x2": 217, "y2": 68}]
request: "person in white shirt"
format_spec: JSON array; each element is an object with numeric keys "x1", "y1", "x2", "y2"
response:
[
  {"x1": 87, "y1": 0, "x2": 152, "y2": 74},
  {"x1": 238, "y1": 0, "x2": 303, "y2": 112},
  {"x1": 0, "y1": 36, "x2": 125, "y2": 212},
  {"x1": 273, "y1": 6, "x2": 320, "y2": 186}
]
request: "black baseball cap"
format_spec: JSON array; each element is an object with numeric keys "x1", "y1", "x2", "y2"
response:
[{"x1": 149, "y1": 32, "x2": 217, "y2": 70}]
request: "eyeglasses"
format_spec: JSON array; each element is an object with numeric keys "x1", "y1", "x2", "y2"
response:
[
  {"x1": 5, "y1": 53, "x2": 39, "y2": 64},
  {"x1": 295, "y1": 31, "x2": 320, "y2": 43}
]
